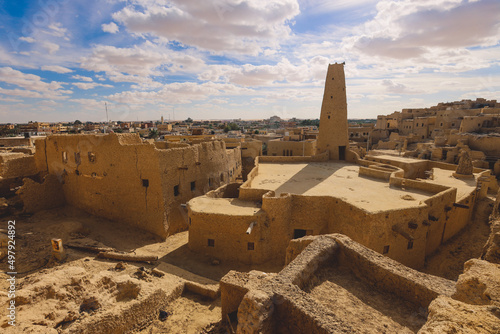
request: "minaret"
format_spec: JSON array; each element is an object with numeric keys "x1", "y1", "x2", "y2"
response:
[{"x1": 316, "y1": 63, "x2": 349, "y2": 160}]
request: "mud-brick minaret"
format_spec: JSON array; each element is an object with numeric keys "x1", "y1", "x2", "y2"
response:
[{"x1": 316, "y1": 63, "x2": 349, "y2": 160}]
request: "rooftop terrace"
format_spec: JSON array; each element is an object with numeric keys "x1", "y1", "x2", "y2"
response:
[{"x1": 247, "y1": 162, "x2": 437, "y2": 212}]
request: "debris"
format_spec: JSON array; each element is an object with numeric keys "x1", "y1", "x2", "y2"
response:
[{"x1": 114, "y1": 262, "x2": 126, "y2": 271}]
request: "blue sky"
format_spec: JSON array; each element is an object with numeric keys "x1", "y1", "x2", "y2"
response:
[{"x1": 0, "y1": 0, "x2": 499, "y2": 123}]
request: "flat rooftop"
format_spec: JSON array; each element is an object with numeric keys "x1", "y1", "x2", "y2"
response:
[
  {"x1": 188, "y1": 198, "x2": 262, "y2": 215},
  {"x1": 424, "y1": 168, "x2": 478, "y2": 201},
  {"x1": 247, "y1": 162, "x2": 434, "y2": 212}
]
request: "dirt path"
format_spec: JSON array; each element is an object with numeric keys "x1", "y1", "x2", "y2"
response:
[{"x1": 422, "y1": 197, "x2": 494, "y2": 281}]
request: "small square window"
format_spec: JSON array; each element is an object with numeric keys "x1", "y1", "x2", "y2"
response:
[
  {"x1": 383, "y1": 245, "x2": 390, "y2": 254},
  {"x1": 142, "y1": 179, "x2": 149, "y2": 187},
  {"x1": 174, "y1": 184, "x2": 180, "y2": 196},
  {"x1": 208, "y1": 239, "x2": 215, "y2": 247},
  {"x1": 247, "y1": 242, "x2": 254, "y2": 250},
  {"x1": 407, "y1": 241, "x2": 414, "y2": 250},
  {"x1": 191, "y1": 181, "x2": 196, "y2": 191}
]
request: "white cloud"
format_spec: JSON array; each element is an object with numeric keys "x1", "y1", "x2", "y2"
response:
[
  {"x1": 41, "y1": 65, "x2": 73, "y2": 73},
  {"x1": 47, "y1": 23, "x2": 68, "y2": 38},
  {"x1": 0, "y1": 67, "x2": 71, "y2": 99},
  {"x1": 19, "y1": 36, "x2": 35, "y2": 43},
  {"x1": 42, "y1": 41, "x2": 60, "y2": 55},
  {"x1": 112, "y1": 0, "x2": 300, "y2": 55},
  {"x1": 102, "y1": 22, "x2": 119, "y2": 34},
  {"x1": 381, "y1": 79, "x2": 424, "y2": 94},
  {"x1": 80, "y1": 43, "x2": 206, "y2": 84},
  {"x1": 349, "y1": 0, "x2": 500, "y2": 60},
  {"x1": 71, "y1": 75, "x2": 93, "y2": 82},
  {"x1": 107, "y1": 81, "x2": 253, "y2": 105},
  {"x1": 72, "y1": 82, "x2": 113, "y2": 90}
]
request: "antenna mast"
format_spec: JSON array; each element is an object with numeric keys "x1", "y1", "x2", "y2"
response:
[{"x1": 105, "y1": 102, "x2": 109, "y2": 123}]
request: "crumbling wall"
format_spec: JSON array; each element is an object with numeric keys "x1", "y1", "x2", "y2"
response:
[
  {"x1": 0, "y1": 137, "x2": 33, "y2": 147},
  {"x1": 0, "y1": 153, "x2": 37, "y2": 178},
  {"x1": 17, "y1": 174, "x2": 65, "y2": 213},
  {"x1": 221, "y1": 234, "x2": 457, "y2": 334},
  {"x1": 36, "y1": 134, "x2": 241, "y2": 238},
  {"x1": 158, "y1": 141, "x2": 241, "y2": 234}
]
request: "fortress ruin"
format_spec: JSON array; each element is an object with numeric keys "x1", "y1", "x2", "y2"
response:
[{"x1": 0, "y1": 64, "x2": 499, "y2": 333}]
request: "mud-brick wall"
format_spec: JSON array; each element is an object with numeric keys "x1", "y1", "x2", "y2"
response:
[
  {"x1": 36, "y1": 135, "x2": 241, "y2": 238},
  {"x1": 0, "y1": 153, "x2": 37, "y2": 178},
  {"x1": 188, "y1": 207, "x2": 268, "y2": 264},
  {"x1": 157, "y1": 141, "x2": 241, "y2": 234},
  {"x1": 261, "y1": 193, "x2": 294, "y2": 264},
  {"x1": 267, "y1": 140, "x2": 317, "y2": 157},
  {"x1": 37, "y1": 133, "x2": 167, "y2": 237}
]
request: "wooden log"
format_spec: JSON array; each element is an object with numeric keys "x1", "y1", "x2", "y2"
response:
[
  {"x1": 97, "y1": 251, "x2": 158, "y2": 263},
  {"x1": 65, "y1": 243, "x2": 115, "y2": 253}
]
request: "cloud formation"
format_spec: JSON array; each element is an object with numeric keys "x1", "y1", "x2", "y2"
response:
[{"x1": 113, "y1": 0, "x2": 300, "y2": 55}]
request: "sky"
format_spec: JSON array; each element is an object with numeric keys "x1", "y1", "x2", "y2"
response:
[{"x1": 0, "y1": 0, "x2": 499, "y2": 123}]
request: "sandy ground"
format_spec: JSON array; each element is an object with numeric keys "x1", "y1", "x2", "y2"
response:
[
  {"x1": 305, "y1": 266, "x2": 427, "y2": 334},
  {"x1": 422, "y1": 196, "x2": 494, "y2": 280},
  {"x1": 134, "y1": 291, "x2": 221, "y2": 334},
  {"x1": 0, "y1": 206, "x2": 281, "y2": 332}
]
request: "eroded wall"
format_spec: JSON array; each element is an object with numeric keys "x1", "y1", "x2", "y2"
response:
[{"x1": 35, "y1": 133, "x2": 241, "y2": 238}]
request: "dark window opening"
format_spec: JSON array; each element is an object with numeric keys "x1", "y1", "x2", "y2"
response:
[
  {"x1": 330, "y1": 95, "x2": 333, "y2": 99},
  {"x1": 328, "y1": 115, "x2": 330, "y2": 119},
  {"x1": 220, "y1": 173, "x2": 224, "y2": 182},
  {"x1": 191, "y1": 181, "x2": 196, "y2": 191},
  {"x1": 74, "y1": 152, "x2": 81, "y2": 164},
  {"x1": 293, "y1": 229, "x2": 307, "y2": 239},
  {"x1": 339, "y1": 146, "x2": 346, "y2": 160},
  {"x1": 174, "y1": 184, "x2": 180, "y2": 196},
  {"x1": 208, "y1": 239, "x2": 215, "y2": 247},
  {"x1": 383, "y1": 245, "x2": 390, "y2": 254},
  {"x1": 247, "y1": 242, "x2": 254, "y2": 250},
  {"x1": 290, "y1": 150, "x2": 293, "y2": 156},
  {"x1": 209, "y1": 178, "x2": 212, "y2": 187},
  {"x1": 142, "y1": 179, "x2": 149, "y2": 187},
  {"x1": 407, "y1": 241, "x2": 414, "y2": 250}
]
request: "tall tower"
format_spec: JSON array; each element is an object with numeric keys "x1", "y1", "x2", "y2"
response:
[{"x1": 316, "y1": 63, "x2": 349, "y2": 160}]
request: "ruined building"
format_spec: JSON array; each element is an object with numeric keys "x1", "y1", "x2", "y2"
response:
[
  {"x1": 20, "y1": 133, "x2": 241, "y2": 237},
  {"x1": 187, "y1": 63, "x2": 493, "y2": 269}
]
